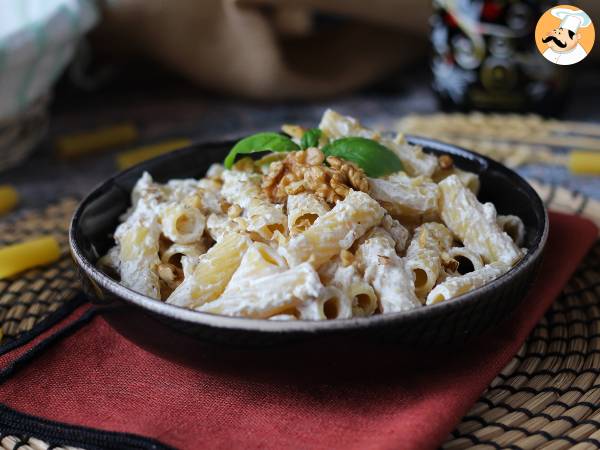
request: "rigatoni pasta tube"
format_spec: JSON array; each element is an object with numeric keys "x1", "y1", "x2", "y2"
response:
[
  {"x1": 287, "y1": 193, "x2": 330, "y2": 236},
  {"x1": 438, "y1": 175, "x2": 522, "y2": 265},
  {"x1": 0, "y1": 236, "x2": 60, "y2": 279},
  {"x1": 426, "y1": 262, "x2": 508, "y2": 305},
  {"x1": 167, "y1": 233, "x2": 251, "y2": 308},
  {"x1": 197, "y1": 263, "x2": 322, "y2": 318},
  {"x1": 281, "y1": 190, "x2": 385, "y2": 268},
  {"x1": 405, "y1": 223, "x2": 454, "y2": 299},
  {"x1": 0, "y1": 186, "x2": 19, "y2": 215},
  {"x1": 356, "y1": 228, "x2": 420, "y2": 313}
]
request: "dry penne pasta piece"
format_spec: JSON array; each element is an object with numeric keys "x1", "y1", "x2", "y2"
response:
[
  {"x1": 426, "y1": 262, "x2": 509, "y2": 305},
  {"x1": 405, "y1": 223, "x2": 454, "y2": 299},
  {"x1": 0, "y1": 236, "x2": 61, "y2": 279},
  {"x1": 369, "y1": 173, "x2": 439, "y2": 218},
  {"x1": 356, "y1": 228, "x2": 420, "y2": 313},
  {"x1": 56, "y1": 123, "x2": 137, "y2": 158},
  {"x1": 318, "y1": 109, "x2": 438, "y2": 176},
  {"x1": 438, "y1": 175, "x2": 522, "y2": 265},
  {"x1": 167, "y1": 233, "x2": 251, "y2": 308},
  {"x1": 244, "y1": 197, "x2": 287, "y2": 240},
  {"x1": 160, "y1": 204, "x2": 206, "y2": 244},
  {"x1": 497, "y1": 214, "x2": 526, "y2": 247},
  {"x1": 298, "y1": 286, "x2": 353, "y2": 320},
  {"x1": 197, "y1": 263, "x2": 322, "y2": 318},
  {"x1": 0, "y1": 185, "x2": 19, "y2": 215},
  {"x1": 281, "y1": 190, "x2": 385, "y2": 268},
  {"x1": 287, "y1": 193, "x2": 330, "y2": 236},
  {"x1": 116, "y1": 138, "x2": 192, "y2": 169}
]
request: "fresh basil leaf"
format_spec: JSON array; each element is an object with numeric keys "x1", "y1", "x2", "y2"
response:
[
  {"x1": 321, "y1": 137, "x2": 403, "y2": 178},
  {"x1": 224, "y1": 132, "x2": 300, "y2": 169},
  {"x1": 300, "y1": 128, "x2": 322, "y2": 150}
]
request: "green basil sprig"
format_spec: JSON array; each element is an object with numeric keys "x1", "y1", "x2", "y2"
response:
[
  {"x1": 224, "y1": 132, "x2": 299, "y2": 169},
  {"x1": 321, "y1": 137, "x2": 403, "y2": 178},
  {"x1": 300, "y1": 128, "x2": 322, "y2": 150}
]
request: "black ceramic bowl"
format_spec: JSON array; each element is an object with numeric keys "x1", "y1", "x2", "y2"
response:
[{"x1": 69, "y1": 137, "x2": 548, "y2": 349}]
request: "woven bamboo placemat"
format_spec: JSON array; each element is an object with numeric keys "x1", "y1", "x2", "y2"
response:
[{"x1": 0, "y1": 185, "x2": 599, "y2": 449}]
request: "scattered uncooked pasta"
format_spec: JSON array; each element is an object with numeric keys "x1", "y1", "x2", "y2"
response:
[{"x1": 99, "y1": 110, "x2": 526, "y2": 320}]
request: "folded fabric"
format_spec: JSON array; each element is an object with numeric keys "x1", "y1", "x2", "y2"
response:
[
  {"x1": 0, "y1": 0, "x2": 98, "y2": 123},
  {"x1": 0, "y1": 212, "x2": 596, "y2": 450}
]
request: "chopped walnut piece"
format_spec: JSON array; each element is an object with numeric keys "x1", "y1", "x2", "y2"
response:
[
  {"x1": 262, "y1": 149, "x2": 369, "y2": 205},
  {"x1": 438, "y1": 155, "x2": 454, "y2": 170}
]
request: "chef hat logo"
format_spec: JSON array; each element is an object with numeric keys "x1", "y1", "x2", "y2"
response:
[
  {"x1": 535, "y1": 4, "x2": 595, "y2": 66},
  {"x1": 550, "y1": 7, "x2": 592, "y2": 33}
]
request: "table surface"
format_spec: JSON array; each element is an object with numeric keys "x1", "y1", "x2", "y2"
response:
[{"x1": 3, "y1": 68, "x2": 600, "y2": 214}]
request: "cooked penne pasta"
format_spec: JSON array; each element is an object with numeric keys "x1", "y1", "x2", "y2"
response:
[
  {"x1": 319, "y1": 260, "x2": 378, "y2": 317},
  {"x1": 287, "y1": 193, "x2": 330, "y2": 236},
  {"x1": 297, "y1": 286, "x2": 353, "y2": 320},
  {"x1": 426, "y1": 262, "x2": 509, "y2": 305},
  {"x1": 225, "y1": 243, "x2": 288, "y2": 292},
  {"x1": 102, "y1": 110, "x2": 527, "y2": 321},
  {"x1": 443, "y1": 247, "x2": 484, "y2": 275},
  {"x1": 115, "y1": 215, "x2": 162, "y2": 299},
  {"x1": 368, "y1": 173, "x2": 439, "y2": 218},
  {"x1": 197, "y1": 263, "x2": 322, "y2": 318},
  {"x1": 160, "y1": 204, "x2": 206, "y2": 244},
  {"x1": 356, "y1": 228, "x2": 420, "y2": 313},
  {"x1": 438, "y1": 175, "x2": 522, "y2": 265},
  {"x1": 497, "y1": 214, "x2": 526, "y2": 247},
  {"x1": 166, "y1": 233, "x2": 251, "y2": 308},
  {"x1": 405, "y1": 223, "x2": 454, "y2": 299},
  {"x1": 280, "y1": 190, "x2": 385, "y2": 268}
]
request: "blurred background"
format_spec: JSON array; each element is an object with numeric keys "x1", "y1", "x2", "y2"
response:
[{"x1": 1, "y1": 0, "x2": 600, "y2": 214}]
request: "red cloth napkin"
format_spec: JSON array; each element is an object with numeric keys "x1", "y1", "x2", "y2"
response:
[{"x1": 0, "y1": 212, "x2": 596, "y2": 450}]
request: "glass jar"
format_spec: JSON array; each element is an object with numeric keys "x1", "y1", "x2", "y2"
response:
[{"x1": 431, "y1": 0, "x2": 569, "y2": 114}]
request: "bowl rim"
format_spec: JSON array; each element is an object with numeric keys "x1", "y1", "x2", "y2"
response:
[{"x1": 69, "y1": 136, "x2": 549, "y2": 334}]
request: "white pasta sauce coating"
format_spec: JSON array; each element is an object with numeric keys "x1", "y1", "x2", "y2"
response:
[{"x1": 102, "y1": 110, "x2": 527, "y2": 320}]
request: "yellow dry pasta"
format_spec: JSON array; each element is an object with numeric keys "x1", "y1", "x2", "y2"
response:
[
  {"x1": 0, "y1": 236, "x2": 61, "y2": 279},
  {"x1": 116, "y1": 138, "x2": 192, "y2": 169},
  {"x1": 57, "y1": 123, "x2": 138, "y2": 158},
  {"x1": 0, "y1": 185, "x2": 19, "y2": 215}
]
